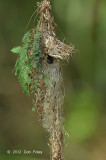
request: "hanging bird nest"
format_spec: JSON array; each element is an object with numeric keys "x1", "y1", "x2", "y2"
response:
[
  {"x1": 36, "y1": 1, "x2": 74, "y2": 160},
  {"x1": 11, "y1": 0, "x2": 74, "y2": 160}
]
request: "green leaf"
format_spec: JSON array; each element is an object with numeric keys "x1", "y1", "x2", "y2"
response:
[
  {"x1": 11, "y1": 27, "x2": 46, "y2": 100},
  {"x1": 11, "y1": 46, "x2": 22, "y2": 54}
]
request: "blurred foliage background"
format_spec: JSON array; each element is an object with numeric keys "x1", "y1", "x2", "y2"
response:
[{"x1": 0, "y1": 0, "x2": 106, "y2": 160}]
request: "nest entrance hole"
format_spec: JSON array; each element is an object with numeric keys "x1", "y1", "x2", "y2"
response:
[{"x1": 47, "y1": 55, "x2": 54, "y2": 64}]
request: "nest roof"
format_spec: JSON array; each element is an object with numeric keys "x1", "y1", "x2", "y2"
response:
[{"x1": 38, "y1": 0, "x2": 74, "y2": 60}]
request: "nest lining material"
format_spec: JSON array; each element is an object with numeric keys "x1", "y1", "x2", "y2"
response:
[{"x1": 42, "y1": 60, "x2": 64, "y2": 160}]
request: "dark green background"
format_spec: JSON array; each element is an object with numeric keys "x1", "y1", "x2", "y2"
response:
[{"x1": 0, "y1": 0, "x2": 106, "y2": 160}]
